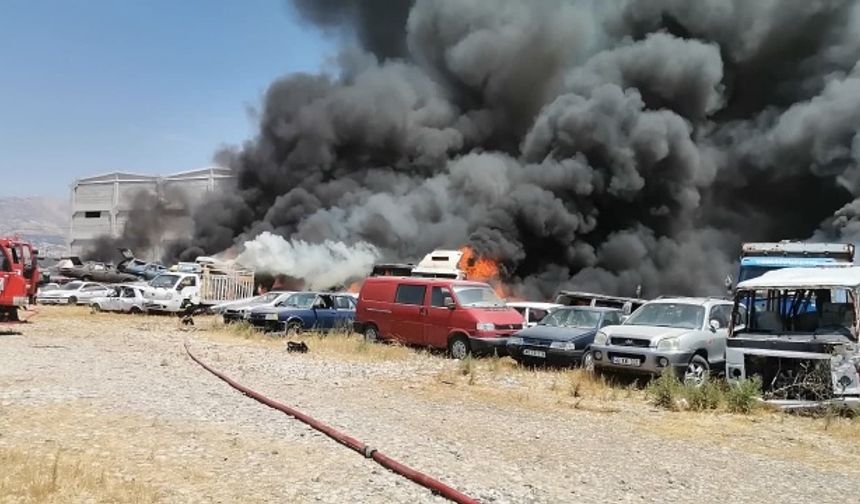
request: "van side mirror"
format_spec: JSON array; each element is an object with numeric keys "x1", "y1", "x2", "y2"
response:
[
  {"x1": 622, "y1": 302, "x2": 632, "y2": 316},
  {"x1": 444, "y1": 296, "x2": 456, "y2": 310},
  {"x1": 620, "y1": 315, "x2": 629, "y2": 324},
  {"x1": 709, "y1": 319, "x2": 721, "y2": 332}
]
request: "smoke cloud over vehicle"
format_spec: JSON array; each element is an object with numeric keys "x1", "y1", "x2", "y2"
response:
[{"x1": 179, "y1": 0, "x2": 860, "y2": 298}]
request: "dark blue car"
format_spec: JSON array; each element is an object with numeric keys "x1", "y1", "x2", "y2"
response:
[
  {"x1": 249, "y1": 292, "x2": 356, "y2": 334},
  {"x1": 506, "y1": 306, "x2": 623, "y2": 369}
]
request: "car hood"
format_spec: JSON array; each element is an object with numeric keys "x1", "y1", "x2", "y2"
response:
[
  {"x1": 517, "y1": 325, "x2": 595, "y2": 341},
  {"x1": 250, "y1": 306, "x2": 282, "y2": 315},
  {"x1": 603, "y1": 325, "x2": 692, "y2": 342},
  {"x1": 468, "y1": 307, "x2": 525, "y2": 325}
]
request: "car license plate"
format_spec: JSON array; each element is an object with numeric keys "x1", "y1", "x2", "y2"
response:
[
  {"x1": 265, "y1": 313, "x2": 278, "y2": 321},
  {"x1": 523, "y1": 349, "x2": 546, "y2": 358},
  {"x1": 612, "y1": 356, "x2": 641, "y2": 366}
]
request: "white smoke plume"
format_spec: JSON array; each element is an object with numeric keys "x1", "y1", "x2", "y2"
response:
[{"x1": 236, "y1": 232, "x2": 379, "y2": 289}]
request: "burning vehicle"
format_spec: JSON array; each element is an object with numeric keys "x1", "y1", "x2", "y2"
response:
[{"x1": 727, "y1": 267, "x2": 860, "y2": 408}]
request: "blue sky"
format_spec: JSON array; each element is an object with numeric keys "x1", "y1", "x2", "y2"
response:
[{"x1": 0, "y1": 0, "x2": 334, "y2": 197}]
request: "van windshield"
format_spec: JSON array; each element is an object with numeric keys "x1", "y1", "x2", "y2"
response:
[{"x1": 453, "y1": 285, "x2": 504, "y2": 307}]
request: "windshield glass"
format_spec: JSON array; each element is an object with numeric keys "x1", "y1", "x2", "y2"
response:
[
  {"x1": 541, "y1": 308, "x2": 601, "y2": 328},
  {"x1": 735, "y1": 287, "x2": 856, "y2": 339},
  {"x1": 149, "y1": 274, "x2": 179, "y2": 289},
  {"x1": 452, "y1": 285, "x2": 504, "y2": 307},
  {"x1": 738, "y1": 265, "x2": 778, "y2": 283},
  {"x1": 625, "y1": 303, "x2": 704, "y2": 329},
  {"x1": 281, "y1": 293, "x2": 316, "y2": 309},
  {"x1": 260, "y1": 292, "x2": 283, "y2": 303},
  {"x1": 61, "y1": 282, "x2": 82, "y2": 291}
]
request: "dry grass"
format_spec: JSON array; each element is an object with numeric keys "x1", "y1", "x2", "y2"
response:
[
  {"x1": 427, "y1": 358, "x2": 630, "y2": 414},
  {"x1": 204, "y1": 319, "x2": 419, "y2": 362},
  {"x1": 0, "y1": 448, "x2": 159, "y2": 503}
]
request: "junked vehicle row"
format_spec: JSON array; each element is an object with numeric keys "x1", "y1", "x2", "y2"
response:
[{"x1": 30, "y1": 240, "x2": 860, "y2": 407}]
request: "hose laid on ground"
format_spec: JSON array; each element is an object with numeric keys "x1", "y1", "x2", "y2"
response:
[{"x1": 183, "y1": 342, "x2": 479, "y2": 504}]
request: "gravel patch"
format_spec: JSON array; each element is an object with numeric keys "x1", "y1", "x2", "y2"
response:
[{"x1": 1, "y1": 307, "x2": 858, "y2": 503}]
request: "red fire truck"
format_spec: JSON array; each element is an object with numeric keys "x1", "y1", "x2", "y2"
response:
[{"x1": 0, "y1": 237, "x2": 40, "y2": 322}]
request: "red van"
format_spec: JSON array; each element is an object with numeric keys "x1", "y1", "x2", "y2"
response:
[{"x1": 354, "y1": 276, "x2": 525, "y2": 358}]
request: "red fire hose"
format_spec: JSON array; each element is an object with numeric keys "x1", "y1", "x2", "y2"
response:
[{"x1": 184, "y1": 342, "x2": 479, "y2": 504}]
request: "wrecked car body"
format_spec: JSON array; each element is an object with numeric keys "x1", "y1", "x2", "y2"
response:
[{"x1": 727, "y1": 267, "x2": 860, "y2": 408}]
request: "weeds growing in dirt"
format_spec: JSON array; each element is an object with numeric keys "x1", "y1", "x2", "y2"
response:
[
  {"x1": 647, "y1": 370, "x2": 763, "y2": 414},
  {"x1": 725, "y1": 377, "x2": 762, "y2": 414}
]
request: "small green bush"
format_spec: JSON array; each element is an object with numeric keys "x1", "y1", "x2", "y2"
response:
[
  {"x1": 647, "y1": 369, "x2": 683, "y2": 409},
  {"x1": 725, "y1": 377, "x2": 762, "y2": 414},
  {"x1": 686, "y1": 381, "x2": 723, "y2": 411}
]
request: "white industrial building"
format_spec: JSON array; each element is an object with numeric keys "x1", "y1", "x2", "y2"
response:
[{"x1": 69, "y1": 167, "x2": 234, "y2": 257}]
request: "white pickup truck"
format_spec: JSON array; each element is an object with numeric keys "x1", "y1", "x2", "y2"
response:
[
  {"x1": 140, "y1": 272, "x2": 202, "y2": 313},
  {"x1": 140, "y1": 262, "x2": 256, "y2": 313}
]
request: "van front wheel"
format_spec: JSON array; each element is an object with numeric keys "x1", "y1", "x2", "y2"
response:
[
  {"x1": 364, "y1": 325, "x2": 379, "y2": 342},
  {"x1": 448, "y1": 335, "x2": 471, "y2": 360}
]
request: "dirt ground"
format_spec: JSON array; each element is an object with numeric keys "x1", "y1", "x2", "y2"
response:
[{"x1": 2, "y1": 306, "x2": 860, "y2": 503}]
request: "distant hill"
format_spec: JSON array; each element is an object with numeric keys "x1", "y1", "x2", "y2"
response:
[{"x1": 0, "y1": 196, "x2": 69, "y2": 257}]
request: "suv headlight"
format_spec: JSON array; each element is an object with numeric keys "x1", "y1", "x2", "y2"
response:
[
  {"x1": 593, "y1": 331, "x2": 608, "y2": 345},
  {"x1": 476, "y1": 322, "x2": 495, "y2": 331},
  {"x1": 657, "y1": 337, "x2": 680, "y2": 351},
  {"x1": 550, "y1": 341, "x2": 576, "y2": 351},
  {"x1": 507, "y1": 336, "x2": 523, "y2": 346}
]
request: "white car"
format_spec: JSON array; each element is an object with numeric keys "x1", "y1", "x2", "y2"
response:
[
  {"x1": 222, "y1": 291, "x2": 294, "y2": 323},
  {"x1": 90, "y1": 285, "x2": 147, "y2": 314},
  {"x1": 507, "y1": 301, "x2": 563, "y2": 327},
  {"x1": 36, "y1": 281, "x2": 113, "y2": 305}
]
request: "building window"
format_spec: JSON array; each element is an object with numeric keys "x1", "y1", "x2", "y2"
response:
[{"x1": 84, "y1": 211, "x2": 101, "y2": 218}]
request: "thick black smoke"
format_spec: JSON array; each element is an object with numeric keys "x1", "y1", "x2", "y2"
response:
[
  {"x1": 85, "y1": 187, "x2": 190, "y2": 264},
  {"x1": 185, "y1": 0, "x2": 860, "y2": 299}
]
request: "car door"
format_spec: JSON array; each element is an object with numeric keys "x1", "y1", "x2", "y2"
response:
[
  {"x1": 423, "y1": 285, "x2": 454, "y2": 348},
  {"x1": 105, "y1": 288, "x2": 123, "y2": 311},
  {"x1": 332, "y1": 295, "x2": 356, "y2": 330},
  {"x1": 118, "y1": 287, "x2": 136, "y2": 311},
  {"x1": 312, "y1": 295, "x2": 339, "y2": 329},
  {"x1": 705, "y1": 304, "x2": 732, "y2": 363},
  {"x1": 390, "y1": 283, "x2": 427, "y2": 344}
]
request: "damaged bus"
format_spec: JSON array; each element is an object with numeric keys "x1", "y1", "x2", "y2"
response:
[{"x1": 727, "y1": 267, "x2": 860, "y2": 408}]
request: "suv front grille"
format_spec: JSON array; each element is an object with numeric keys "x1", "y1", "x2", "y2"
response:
[
  {"x1": 496, "y1": 324, "x2": 523, "y2": 331},
  {"x1": 610, "y1": 337, "x2": 651, "y2": 348}
]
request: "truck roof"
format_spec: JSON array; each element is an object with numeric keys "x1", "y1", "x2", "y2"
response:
[
  {"x1": 737, "y1": 266, "x2": 860, "y2": 290},
  {"x1": 741, "y1": 241, "x2": 854, "y2": 259}
]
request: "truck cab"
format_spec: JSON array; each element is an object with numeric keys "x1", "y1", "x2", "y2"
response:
[
  {"x1": 0, "y1": 238, "x2": 39, "y2": 321},
  {"x1": 727, "y1": 267, "x2": 860, "y2": 408},
  {"x1": 141, "y1": 272, "x2": 201, "y2": 313}
]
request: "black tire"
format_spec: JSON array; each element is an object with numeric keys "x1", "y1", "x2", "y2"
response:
[
  {"x1": 91, "y1": 304, "x2": 101, "y2": 313},
  {"x1": 681, "y1": 354, "x2": 710, "y2": 387},
  {"x1": 581, "y1": 349, "x2": 595, "y2": 373},
  {"x1": 447, "y1": 335, "x2": 471, "y2": 360},
  {"x1": 285, "y1": 321, "x2": 303, "y2": 337},
  {"x1": 363, "y1": 325, "x2": 379, "y2": 342},
  {"x1": 68, "y1": 296, "x2": 78, "y2": 305},
  {"x1": 130, "y1": 306, "x2": 142, "y2": 315}
]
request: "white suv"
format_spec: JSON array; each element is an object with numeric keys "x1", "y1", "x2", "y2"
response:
[{"x1": 589, "y1": 297, "x2": 735, "y2": 385}]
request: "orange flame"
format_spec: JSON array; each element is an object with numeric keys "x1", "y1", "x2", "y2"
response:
[
  {"x1": 458, "y1": 246, "x2": 519, "y2": 299},
  {"x1": 346, "y1": 281, "x2": 363, "y2": 293}
]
